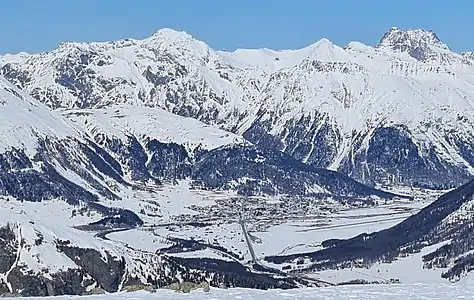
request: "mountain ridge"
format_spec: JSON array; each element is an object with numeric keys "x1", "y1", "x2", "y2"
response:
[{"x1": 2, "y1": 27, "x2": 473, "y2": 190}]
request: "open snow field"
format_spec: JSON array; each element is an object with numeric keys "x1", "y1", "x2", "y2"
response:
[{"x1": 6, "y1": 280, "x2": 474, "y2": 300}]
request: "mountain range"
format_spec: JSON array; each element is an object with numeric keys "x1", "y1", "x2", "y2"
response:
[
  {"x1": 2, "y1": 27, "x2": 474, "y2": 189},
  {"x1": 0, "y1": 27, "x2": 474, "y2": 296}
]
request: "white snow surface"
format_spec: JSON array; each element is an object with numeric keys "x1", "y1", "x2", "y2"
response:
[
  {"x1": 5, "y1": 281, "x2": 474, "y2": 300},
  {"x1": 2, "y1": 28, "x2": 474, "y2": 291},
  {"x1": 317, "y1": 241, "x2": 451, "y2": 285},
  {"x1": 0, "y1": 198, "x2": 104, "y2": 274},
  {"x1": 62, "y1": 105, "x2": 246, "y2": 151},
  {"x1": 0, "y1": 77, "x2": 82, "y2": 154}
]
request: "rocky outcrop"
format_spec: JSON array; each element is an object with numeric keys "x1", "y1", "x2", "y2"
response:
[
  {"x1": 122, "y1": 283, "x2": 156, "y2": 293},
  {"x1": 6, "y1": 267, "x2": 87, "y2": 297},
  {"x1": 56, "y1": 243, "x2": 126, "y2": 293},
  {"x1": 164, "y1": 281, "x2": 210, "y2": 293}
]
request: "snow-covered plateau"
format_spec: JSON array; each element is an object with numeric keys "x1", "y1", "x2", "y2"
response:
[{"x1": 0, "y1": 26, "x2": 474, "y2": 297}]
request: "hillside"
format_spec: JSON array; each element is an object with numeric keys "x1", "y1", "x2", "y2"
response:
[{"x1": 265, "y1": 178, "x2": 474, "y2": 283}]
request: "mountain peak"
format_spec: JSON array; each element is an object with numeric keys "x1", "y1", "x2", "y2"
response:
[
  {"x1": 376, "y1": 27, "x2": 450, "y2": 60},
  {"x1": 145, "y1": 28, "x2": 215, "y2": 63},
  {"x1": 377, "y1": 27, "x2": 447, "y2": 49},
  {"x1": 315, "y1": 38, "x2": 333, "y2": 45},
  {"x1": 303, "y1": 38, "x2": 352, "y2": 62},
  {"x1": 150, "y1": 28, "x2": 193, "y2": 42}
]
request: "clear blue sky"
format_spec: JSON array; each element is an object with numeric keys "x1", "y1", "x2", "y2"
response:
[{"x1": 1, "y1": 0, "x2": 472, "y2": 54}]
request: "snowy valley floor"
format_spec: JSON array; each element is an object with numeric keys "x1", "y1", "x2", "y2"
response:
[{"x1": 0, "y1": 182, "x2": 449, "y2": 288}]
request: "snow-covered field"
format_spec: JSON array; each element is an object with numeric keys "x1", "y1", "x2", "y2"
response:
[
  {"x1": 148, "y1": 198, "x2": 427, "y2": 256},
  {"x1": 313, "y1": 240, "x2": 452, "y2": 285},
  {"x1": 7, "y1": 280, "x2": 474, "y2": 300}
]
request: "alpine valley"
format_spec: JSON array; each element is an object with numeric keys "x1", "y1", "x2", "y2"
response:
[{"x1": 0, "y1": 27, "x2": 474, "y2": 297}]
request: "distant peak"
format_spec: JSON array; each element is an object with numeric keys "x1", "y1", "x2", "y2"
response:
[
  {"x1": 304, "y1": 37, "x2": 351, "y2": 62},
  {"x1": 345, "y1": 41, "x2": 371, "y2": 51},
  {"x1": 377, "y1": 27, "x2": 447, "y2": 49},
  {"x1": 58, "y1": 41, "x2": 81, "y2": 49},
  {"x1": 462, "y1": 51, "x2": 474, "y2": 64},
  {"x1": 150, "y1": 28, "x2": 192, "y2": 40},
  {"x1": 316, "y1": 38, "x2": 333, "y2": 45},
  {"x1": 308, "y1": 38, "x2": 336, "y2": 51},
  {"x1": 376, "y1": 27, "x2": 450, "y2": 61},
  {"x1": 56, "y1": 41, "x2": 91, "y2": 54},
  {"x1": 146, "y1": 28, "x2": 213, "y2": 61},
  {"x1": 147, "y1": 28, "x2": 199, "y2": 47}
]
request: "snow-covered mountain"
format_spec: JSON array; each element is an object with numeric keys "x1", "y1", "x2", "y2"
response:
[
  {"x1": 0, "y1": 76, "x2": 147, "y2": 295},
  {"x1": 62, "y1": 105, "x2": 246, "y2": 153},
  {"x1": 60, "y1": 104, "x2": 401, "y2": 200},
  {"x1": 2, "y1": 27, "x2": 474, "y2": 189},
  {"x1": 0, "y1": 76, "x2": 133, "y2": 213},
  {"x1": 0, "y1": 75, "x2": 410, "y2": 296}
]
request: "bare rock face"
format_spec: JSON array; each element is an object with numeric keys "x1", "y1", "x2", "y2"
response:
[
  {"x1": 0, "y1": 225, "x2": 17, "y2": 274},
  {"x1": 376, "y1": 27, "x2": 450, "y2": 61},
  {"x1": 0, "y1": 284, "x2": 10, "y2": 296},
  {"x1": 56, "y1": 244, "x2": 126, "y2": 293}
]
